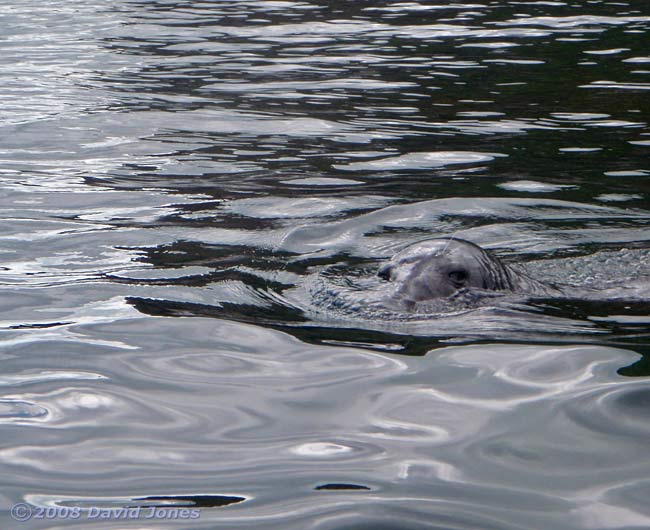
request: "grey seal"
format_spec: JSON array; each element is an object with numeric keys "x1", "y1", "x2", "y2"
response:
[{"x1": 378, "y1": 237, "x2": 559, "y2": 307}]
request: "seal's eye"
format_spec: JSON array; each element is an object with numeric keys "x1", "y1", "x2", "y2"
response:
[{"x1": 448, "y1": 270, "x2": 467, "y2": 285}]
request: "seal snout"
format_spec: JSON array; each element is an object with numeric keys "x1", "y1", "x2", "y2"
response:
[{"x1": 377, "y1": 264, "x2": 392, "y2": 281}]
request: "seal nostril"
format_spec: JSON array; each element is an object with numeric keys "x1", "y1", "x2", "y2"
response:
[{"x1": 377, "y1": 265, "x2": 391, "y2": 281}]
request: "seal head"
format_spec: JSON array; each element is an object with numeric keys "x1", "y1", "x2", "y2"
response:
[{"x1": 378, "y1": 237, "x2": 526, "y2": 304}]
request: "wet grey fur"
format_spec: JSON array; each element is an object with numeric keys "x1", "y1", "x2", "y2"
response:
[{"x1": 378, "y1": 237, "x2": 560, "y2": 308}]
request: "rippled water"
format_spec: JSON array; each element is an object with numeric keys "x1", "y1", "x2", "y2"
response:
[{"x1": 1, "y1": 0, "x2": 650, "y2": 528}]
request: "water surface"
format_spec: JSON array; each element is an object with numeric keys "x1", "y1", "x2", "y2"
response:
[{"x1": 1, "y1": 1, "x2": 650, "y2": 528}]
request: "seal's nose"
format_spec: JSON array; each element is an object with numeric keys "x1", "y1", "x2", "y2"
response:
[{"x1": 377, "y1": 264, "x2": 392, "y2": 281}]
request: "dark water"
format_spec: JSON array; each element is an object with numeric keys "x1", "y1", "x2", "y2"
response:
[{"x1": 1, "y1": 0, "x2": 650, "y2": 528}]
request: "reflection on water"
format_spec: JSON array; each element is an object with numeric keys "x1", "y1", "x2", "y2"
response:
[{"x1": 1, "y1": 0, "x2": 649, "y2": 528}]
